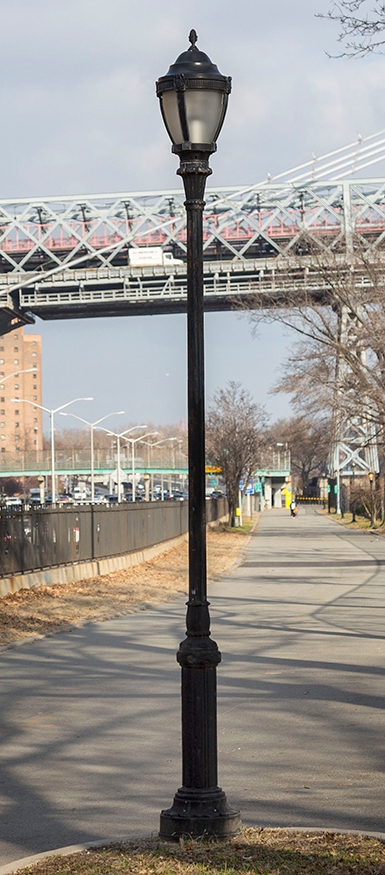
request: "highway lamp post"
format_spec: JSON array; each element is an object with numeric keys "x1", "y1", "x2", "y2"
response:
[
  {"x1": 142, "y1": 437, "x2": 176, "y2": 500},
  {"x1": 11, "y1": 396, "x2": 93, "y2": 504},
  {"x1": 156, "y1": 31, "x2": 240, "y2": 839},
  {"x1": 368, "y1": 471, "x2": 374, "y2": 527},
  {"x1": 59, "y1": 411, "x2": 125, "y2": 502},
  {"x1": 0, "y1": 367, "x2": 36, "y2": 387},
  {"x1": 98, "y1": 426, "x2": 148, "y2": 501},
  {"x1": 120, "y1": 432, "x2": 159, "y2": 501},
  {"x1": 144, "y1": 437, "x2": 178, "y2": 499}
]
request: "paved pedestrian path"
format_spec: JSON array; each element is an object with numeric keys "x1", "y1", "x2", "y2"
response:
[{"x1": 0, "y1": 508, "x2": 384, "y2": 865}]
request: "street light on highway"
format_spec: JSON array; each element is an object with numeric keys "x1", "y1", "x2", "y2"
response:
[
  {"x1": 11, "y1": 396, "x2": 93, "y2": 503},
  {"x1": 0, "y1": 367, "x2": 36, "y2": 387},
  {"x1": 119, "y1": 431, "x2": 159, "y2": 501},
  {"x1": 156, "y1": 31, "x2": 239, "y2": 838},
  {"x1": 142, "y1": 436, "x2": 178, "y2": 499},
  {"x1": 97, "y1": 425, "x2": 148, "y2": 501},
  {"x1": 59, "y1": 410, "x2": 125, "y2": 502}
]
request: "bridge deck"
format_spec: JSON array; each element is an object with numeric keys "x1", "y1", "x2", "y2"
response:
[{"x1": 0, "y1": 176, "x2": 385, "y2": 329}]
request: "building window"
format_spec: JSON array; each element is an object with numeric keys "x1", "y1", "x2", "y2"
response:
[
  {"x1": 33, "y1": 440, "x2": 37, "y2": 445},
  {"x1": 0, "y1": 423, "x2": 4, "y2": 428},
  {"x1": 32, "y1": 341, "x2": 36, "y2": 345},
  {"x1": 14, "y1": 410, "x2": 19, "y2": 415},
  {"x1": 14, "y1": 384, "x2": 19, "y2": 390},
  {"x1": 14, "y1": 347, "x2": 18, "y2": 352},
  {"x1": 15, "y1": 423, "x2": 19, "y2": 428},
  {"x1": 16, "y1": 446, "x2": 20, "y2": 452},
  {"x1": 1, "y1": 435, "x2": 6, "y2": 440},
  {"x1": 32, "y1": 352, "x2": 37, "y2": 357},
  {"x1": 1, "y1": 448, "x2": 5, "y2": 453},
  {"x1": 0, "y1": 360, "x2": 4, "y2": 365},
  {"x1": 0, "y1": 347, "x2": 3, "y2": 351},
  {"x1": 34, "y1": 427, "x2": 38, "y2": 433},
  {"x1": 0, "y1": 397, "x2": 4, "y2": 403},
  {"x1": 33, "y1": 385, "x2": 37, "y2": 390},
  {"x1": 14, "y1": 334, "x2": 18, "y2": 339},
  {"x1": 13, "y1": 359, "x2": 18, "y2": 365},
  {"x1": 33, "y1": 396, "x2": 37, "y2": 400},
  {"x1": 15, "y1": 434, "x2": 20, "y2": 441},
  {"x1": 0, "y1": 410, "x2": 3, "y2": 415}
]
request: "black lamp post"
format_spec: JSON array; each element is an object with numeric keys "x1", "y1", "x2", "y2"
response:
[
  {"x1": 368, "y1": 471, "x2": 374, "y2": 527},
  {"x1": 156, "y1": 31, "x2": 241, "y2": 841},
  {"x1": 351, "y1": 462, "x2": 356, "y2": 523}
]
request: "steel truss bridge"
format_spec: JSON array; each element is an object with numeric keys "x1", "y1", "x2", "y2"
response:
[
  {"x1": 2, "y1": 131, "x2": 385, "y2": 331},
  {"x1": 1, "y1": 130, "x2": 385, "y2": 481}
]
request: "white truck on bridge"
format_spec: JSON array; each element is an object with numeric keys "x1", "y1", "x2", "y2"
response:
[{"x1": 128, "y1": 247, "x2": 183, "y2": 268}]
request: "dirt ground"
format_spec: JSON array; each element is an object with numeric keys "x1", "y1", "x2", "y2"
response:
[{"x1": 0, "y1": 525, "x2": 254, "y2": 649}]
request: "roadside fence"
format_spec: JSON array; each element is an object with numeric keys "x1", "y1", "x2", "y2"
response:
[{"x1": 0, "y1": 498, "x2": 227, "y2": 578}]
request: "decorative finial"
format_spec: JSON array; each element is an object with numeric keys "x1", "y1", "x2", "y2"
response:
[{"x1": 189, "y1": 29, "x2": 198, "y2": 48}]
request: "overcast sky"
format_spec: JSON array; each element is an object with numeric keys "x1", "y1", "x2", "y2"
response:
[{"x1": 4, "y1": 0, "x2": 384, "y2": 430}]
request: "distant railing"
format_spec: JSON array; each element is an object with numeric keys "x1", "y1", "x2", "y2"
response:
[
  {"x1": 0, "y1": 498, "x2": 227, "y2": 579},
  {"x1": 0, "y1": 445, "x2": 188, "y2": 475},
  {"x1": 296, "y1": 496, "x2": 325, "y2": 505}
]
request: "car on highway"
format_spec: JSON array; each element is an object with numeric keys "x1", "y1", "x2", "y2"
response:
[
  {"x1": 4, "y1": 496, "x2": 23, "y2": 508},
  {"x1": 169, "y1": 490, "x2": 184, "y2": 501}
]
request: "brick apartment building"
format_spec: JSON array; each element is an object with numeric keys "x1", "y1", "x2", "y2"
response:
[{"x1": 0, "y1": 329, "x2": 42, "y2": 457}]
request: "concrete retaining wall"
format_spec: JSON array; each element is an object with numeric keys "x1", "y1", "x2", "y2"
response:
[
  {"x1": 0, "y1": 513, "x2": 227, "y2": 598},
  {"x1": 0, "y1": 533, "x2": 188, "y2": 598}
]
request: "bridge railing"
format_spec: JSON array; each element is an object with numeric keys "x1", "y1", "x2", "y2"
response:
[
  {"x1": 0, "y1": 498, "x2": 227, "y2": 579},
  {"x1": 0, "y1": 446, "x2": 187, "y2": 475}
]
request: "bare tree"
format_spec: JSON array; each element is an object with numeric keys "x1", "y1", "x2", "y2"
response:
[
  {"x1": 247, "y1": 239, "x2": 385, "y2": 442},
  {"x1": 266, "y1": 416, "x2": 331, "y2": 494},
  {"x1": 319, "y1": 0, "x2": 385, "y2": 57},
  {"x1": 206, "y1": 382, "x2": 268, "y2": 526}
]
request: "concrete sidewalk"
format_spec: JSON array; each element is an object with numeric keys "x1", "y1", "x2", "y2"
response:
[{"x1": 0, "y1": 507, "x2": 384, "y2": 865}]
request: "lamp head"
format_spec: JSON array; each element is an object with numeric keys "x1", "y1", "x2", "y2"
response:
[
  {"x1": 156, "y1": 30, "x2": 231, "y2": 155},
  {"x1": 368, "y1": 471, "x2": 374, "y2": 482}
]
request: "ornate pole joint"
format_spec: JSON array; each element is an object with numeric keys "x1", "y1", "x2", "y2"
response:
[{"x1": 177, "y1": 153, "x2": 212, "y2": 205}]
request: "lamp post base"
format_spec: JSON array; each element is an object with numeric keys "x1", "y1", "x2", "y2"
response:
[{"x1": 160, "y1": 787, "x2": 241, "y2": 840}]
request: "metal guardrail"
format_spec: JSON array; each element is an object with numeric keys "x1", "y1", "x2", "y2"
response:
[{"x1": 0, "y1": 498, "x2": 227, "y2": 578}]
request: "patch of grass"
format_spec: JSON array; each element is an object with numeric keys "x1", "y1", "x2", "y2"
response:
[
  {"x1": 219, "y1": 516, "x2": 258, "y2": 535},
  {"x1": 330, "y1": 512, "x2": 384, "y2": 532},
  {"x1": 17, "y1": 829, "x2": 385, "y2": 875}
]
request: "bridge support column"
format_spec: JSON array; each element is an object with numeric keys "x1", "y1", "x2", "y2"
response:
[{"x1": 331, "y1": 305, "x2": 379, "y2": 487}]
